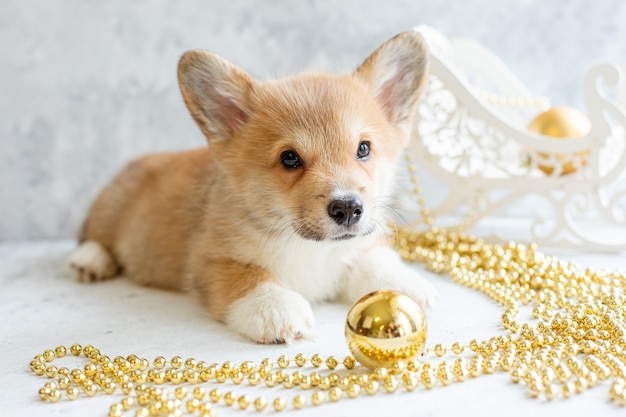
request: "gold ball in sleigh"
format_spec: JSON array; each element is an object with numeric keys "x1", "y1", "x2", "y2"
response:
[
  {"x1": 528, "y1": 106, "x2": 592, "y2": 175},
  {"x1": 345, "y1": 290, "x2": 427, "y2": 370}
]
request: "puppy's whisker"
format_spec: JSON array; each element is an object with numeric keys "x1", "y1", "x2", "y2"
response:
[
  {"x1": 370, "y1": 197, "x2": 407, "y2": 239},
  {"x1": 257, "y1": 211, "x2": 300, "y2": 258}
]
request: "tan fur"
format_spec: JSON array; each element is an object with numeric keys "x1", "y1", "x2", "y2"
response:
[
  {"x1": 80, "y1": 149, "x2": 214, "y2": 290},
  {"x1": 75, "y1": 32, "x2": 432, "y2": 343}
]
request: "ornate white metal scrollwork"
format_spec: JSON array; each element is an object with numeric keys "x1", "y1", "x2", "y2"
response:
[{"x1": 403, "y1": 28, "x2": 626, "y2": 251}]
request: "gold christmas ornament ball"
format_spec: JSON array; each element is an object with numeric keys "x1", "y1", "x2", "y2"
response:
[
  {"x1": 528, "y1": 106, "x2": 591, "y2": 175},
  {"x1": 345, "y1": 290, "x2": 427, "y2": 370}
]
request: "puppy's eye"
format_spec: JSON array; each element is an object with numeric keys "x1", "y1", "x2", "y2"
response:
[
  {"x1": 280, "y1": 150, "x2": 302, "y2": 169},
  {"x1": 356, "y1": 141, "x2": 371, "y2": 160}
]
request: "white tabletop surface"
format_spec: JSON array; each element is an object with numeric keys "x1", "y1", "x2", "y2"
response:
[{"x1": 1, "y1": 233, "x2": 626, "y2": 417}]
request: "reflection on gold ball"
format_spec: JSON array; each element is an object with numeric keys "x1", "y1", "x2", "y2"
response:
[
  {"x1": 528, "y1": 106, "x2": 591, "y2": 175},
  {"x1": 345, "y1": 290, "x2": 427, "y2": 370}
]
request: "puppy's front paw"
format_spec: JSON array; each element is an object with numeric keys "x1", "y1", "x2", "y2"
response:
[
  {"x1": 69, "y1": 240, "x2": 118, "y2": 282},
  {"x1": 398, "y1": 274, "x2": 438, "y2": 308},
  {"x1": 225, "y1": 283, "x2": 315, "y2": 344},
  {"x1": 355, "y1": 269, "x2": 438, "y2": 309},
  {"x1": 342, "y1": 246, "x2": 438, "y2": 309}
]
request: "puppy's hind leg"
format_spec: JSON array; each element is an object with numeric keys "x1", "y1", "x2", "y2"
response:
[{"x1": 69, "y1": 240, "x2": 119, "y2": 282}]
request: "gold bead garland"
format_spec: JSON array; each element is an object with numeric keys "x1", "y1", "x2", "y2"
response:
[
  {"x1": 31, "y1": 345, "x2": 435, "y2": 416},
  {"x1": 31, "y1": 154, "x2": 626, "y2": 413},
  {"x1": 393, "y1": 225, "x2": 626, "y2": 404}
]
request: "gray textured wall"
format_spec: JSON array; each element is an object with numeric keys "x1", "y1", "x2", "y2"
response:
[{"x1": 2, "y1": 0, "x2": 625, "y2": 240}]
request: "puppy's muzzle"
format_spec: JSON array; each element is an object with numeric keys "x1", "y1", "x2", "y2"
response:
[{"x1": 327, "y1": 197, "x2": 363, "y2": 226}]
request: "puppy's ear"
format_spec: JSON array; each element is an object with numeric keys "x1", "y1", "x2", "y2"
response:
[
  {"x1": 178, "y1": 50, "x2": 254, "y2": 141},
  {"x1": 355, "y1": 31, "x2": 430, "y2": 133}
]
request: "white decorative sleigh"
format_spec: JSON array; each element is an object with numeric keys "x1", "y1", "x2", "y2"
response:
[{"x1": 397, "y1": 27, "x2": 626, "y2": 252}]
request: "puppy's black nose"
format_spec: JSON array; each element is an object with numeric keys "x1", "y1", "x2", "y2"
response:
[{"x1": 328, "y1": 197, "x2": 363, "y2": 226}]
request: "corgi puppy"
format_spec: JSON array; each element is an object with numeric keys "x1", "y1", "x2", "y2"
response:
[{"x1": 69, "y1": 31, "x2": 437, "y2": 343}]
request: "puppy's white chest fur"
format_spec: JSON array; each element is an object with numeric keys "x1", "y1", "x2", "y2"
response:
[
  {"x1": 228, "y1": 232, "x2": 437, "y2": 343},
  {"x1": 257, "y1": 234, "x2": 365, "y2": 303}
]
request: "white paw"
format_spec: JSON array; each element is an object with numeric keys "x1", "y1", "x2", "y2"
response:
[
  {"x1": 390, "y1": 273, "x2": 439, "y2": 308},
  {"x1": 347, "y1": 268, "x2": 438, "y2": 309},
  {"x1": 69, "y1": 240, "x2": 118, "y2": 282},
  {"x1": 225, "y1": 283, "x2": 315, "y2": 344},
  {"x1": 341, "y1": 246, "x2": 438, "y2": 308}
]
